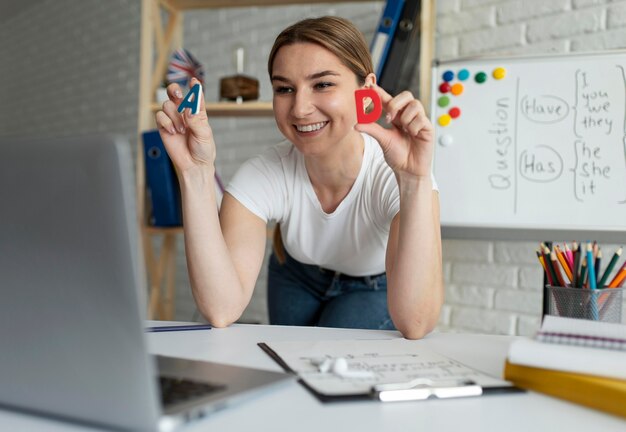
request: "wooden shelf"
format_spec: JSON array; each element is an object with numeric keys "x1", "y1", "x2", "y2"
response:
[
  {"x1": 150, "y1": 100, "x2": 274, "y2": 116},
  {"x1": 168, "y1": 0, "x2": 375, "y2": 11}
]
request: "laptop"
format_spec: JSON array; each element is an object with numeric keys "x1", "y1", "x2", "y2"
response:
[{"x1": 0, "y1": 135, "x2": 292, "y2": 431}]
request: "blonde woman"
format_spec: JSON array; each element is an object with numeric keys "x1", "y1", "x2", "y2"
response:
[{"x1": 155, "y1": 16, "x2": 443, "y2": 339}]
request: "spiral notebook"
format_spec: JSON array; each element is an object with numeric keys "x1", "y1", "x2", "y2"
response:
[{"x1": 537, "y1": 316, "x2": 626, "y2": 351}]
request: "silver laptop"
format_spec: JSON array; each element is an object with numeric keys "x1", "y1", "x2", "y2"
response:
[{"x1": 0, "y1": 135, "x2": 292, "y2": 431}]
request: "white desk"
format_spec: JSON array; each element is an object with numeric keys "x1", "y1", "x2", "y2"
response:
[{"x1": 2, "y1": 324, "x2": 624, "y2": 431}]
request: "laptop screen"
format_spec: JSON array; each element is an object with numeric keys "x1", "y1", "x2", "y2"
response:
[{"x1": 0, "y1": 135, "x2": 160, "y2": 430}]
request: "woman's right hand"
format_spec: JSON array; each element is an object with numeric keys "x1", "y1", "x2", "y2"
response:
[{"x1": 155, "y1": 77, "x2": 216, "y2": 174}]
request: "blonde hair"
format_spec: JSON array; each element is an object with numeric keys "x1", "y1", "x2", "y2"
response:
[{"x1": 267, "y1": 16, "x2": 373, "y2": 85}]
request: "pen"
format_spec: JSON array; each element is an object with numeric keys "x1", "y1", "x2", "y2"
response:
[{"x1": 146, "y1": 324, "x2": 212, "y2": 333}]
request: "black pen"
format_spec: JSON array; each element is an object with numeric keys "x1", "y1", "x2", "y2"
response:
[{"x1": 146, "y1": 324, "x2": 212, "y2": 333}]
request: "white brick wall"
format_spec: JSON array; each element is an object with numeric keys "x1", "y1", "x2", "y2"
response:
[{"x1": 2, "y1": 0, "x2": 624, "y2": 335}]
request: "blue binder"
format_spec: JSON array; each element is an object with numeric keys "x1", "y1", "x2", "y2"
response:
[
  {"x1": 370, "y1": 0, "x2": 405, "y2": 78},
  {"x1": 142, "y1": 130, "x2": 182, "y2": 227},
  {"x1": 379, "y1": 0, "x2": 421, "y2": 95}
]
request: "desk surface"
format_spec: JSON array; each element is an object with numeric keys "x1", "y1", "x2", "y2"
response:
[{"x1": 2, "y1": 324, "x2": 625, "y2": 431}]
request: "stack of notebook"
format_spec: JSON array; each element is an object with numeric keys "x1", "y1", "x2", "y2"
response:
[{"x1": 504, "y1": 316, "x2": 626, "y2": 418}]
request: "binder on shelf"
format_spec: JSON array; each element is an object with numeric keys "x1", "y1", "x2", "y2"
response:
[
  {"x1": 370, "y1": 0, "x2": 405, "y2": 78},
  {"x1": 142, "y1": 130, "x2": 182, "y2": 227},
  {"x1": 378, "y1": 0, "x2": 422, "y2": 96},
  {"x1": 504, "y1": 361, "x2": 626, "y2": 419}
]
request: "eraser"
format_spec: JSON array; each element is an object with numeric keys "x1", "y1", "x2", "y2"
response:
[{"x1": 177, "y1": 83, "x2": 203, "y2": 115}]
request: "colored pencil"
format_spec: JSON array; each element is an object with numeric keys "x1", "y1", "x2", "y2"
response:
[
  {"x1": 594, "y1": 249, "x2": 602, "y2": 286},
  {"x1": 555, "y1": 247, "x2": 573, "y2": 284},
  {"x1": 598, "y1": 247, "x2": 622, "y2": 288},
  {"x1": 564, "y1": 243, "x2": 574, "y2": 270},
  {"x1": 587, "y1": 243, "x2": 597, "y2": 290},
  {"x1": 579, "y1": 259, "x2": 588, "y2": 289},
  {"x1": 608, "y1": 262, "x2": 626, "y2": 288},
  {"x1": 543, "y1": 246, "x2": 559, "y2": 286},
  {"x1": 550, "y1": 251, "x2": 566, "y2": 286},
  {"x1": 573, "y1": 243, "x2": 582, "y2": 288},
  {"x1": 536, "y1": 250, "x2": 553, "y2": 285}
]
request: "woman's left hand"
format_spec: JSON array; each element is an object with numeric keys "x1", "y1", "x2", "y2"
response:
[{"x1": 355, "y1": 84, "x2": 434, "y2": 178}]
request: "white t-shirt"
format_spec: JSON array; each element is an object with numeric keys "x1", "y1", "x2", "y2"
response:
[{"x1": 226, "y1": 133, "x2": 436, "y2": 276}]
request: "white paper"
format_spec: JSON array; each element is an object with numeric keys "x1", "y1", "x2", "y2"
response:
[
  {"x1": 264, "y1": 339, "x2": 511, "y2": 396},
  {"x1": 507, "y1": 338, "x2": 626, "y2": 380}
]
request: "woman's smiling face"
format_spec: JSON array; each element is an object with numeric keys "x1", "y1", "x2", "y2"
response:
[{"x1": 271, "y1": 42, "x2": 365, "y2": 155}]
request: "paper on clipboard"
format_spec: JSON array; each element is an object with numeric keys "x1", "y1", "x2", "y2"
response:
[{"x1": 259, "y1": 339, "x2": 520, "y2": 402}]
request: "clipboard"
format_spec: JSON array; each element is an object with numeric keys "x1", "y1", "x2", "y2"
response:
[{"x1": 258, "y1": 339, "x2": 523, "y2": 403}]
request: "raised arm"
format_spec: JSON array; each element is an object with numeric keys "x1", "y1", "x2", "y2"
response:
[
  {"x1": 356, "y1": 84, "x2": 444, "y2": 340},
  {"x1": 155, "y1": 78, "x2": 267, "y2": 327}
]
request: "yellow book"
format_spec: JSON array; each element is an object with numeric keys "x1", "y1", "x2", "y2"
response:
[{"x1": 504, "y1": 360, "x2": 626, "y2": 419}]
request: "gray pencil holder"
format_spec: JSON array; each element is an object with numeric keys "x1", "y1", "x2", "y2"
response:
[{"x1": 546, "y1": 285, "x2": 624, "y2": 323}]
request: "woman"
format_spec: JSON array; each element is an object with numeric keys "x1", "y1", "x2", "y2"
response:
[{"x1": 155, "y1": 16, "x2": 443, "y2": 339}]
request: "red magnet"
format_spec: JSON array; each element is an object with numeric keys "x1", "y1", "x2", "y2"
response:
[
  {"x1": 449, "y1": 107, "x2": 461, "y2": 118},
  {"x1": 439, "y1": 82, "x2": 451, "y2": 94}
]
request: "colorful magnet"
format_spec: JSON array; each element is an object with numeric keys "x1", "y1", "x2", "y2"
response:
[
  {"x1": 438, "y1": 96, "x2": 450, "y2": 108},
  {"x1": 457, "y1": 69, "x2": 470, "y2": 81},
  {"x1": 439, "y1": 134, "x2": 454, "y2": 147},
  {"x1": 449, "y1": 107, "x2": 461, "y2": 118},
  {"x1": 493, "y1": 67, "x2": 506, "y2": 80},
  {"x1": 475, "y1": 72, "x2": 487, "y2": 83},
  {"x1": 177, "y1": 83, "x2": 203, "y2": 115},
  {"x1": 442, "y1": 70, "x2": 455, "y2": 82},
  {"x1": 438, "y1": 114, "x2": 452, "y2": 127},
  {"x1": 354, "y1": 88, "x2": 382, "y2": 124},
  {"x1": 450, "y1": 83, "x2": 464, "y2": 96},
  {"x1": 439, "y1": 82, "x2": 451, "y2": 93}
]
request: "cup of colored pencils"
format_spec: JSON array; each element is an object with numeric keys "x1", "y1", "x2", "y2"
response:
[{"x1": 537, "y1": 242, "x2": 625, "y2": 322}]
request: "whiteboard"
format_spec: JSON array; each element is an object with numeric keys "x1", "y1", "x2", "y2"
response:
[{"x1": 430, "y1": 52, "x2": 626, "y2": 241}]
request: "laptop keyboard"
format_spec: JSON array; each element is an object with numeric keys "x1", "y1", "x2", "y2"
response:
[{"x1": 159, "y1": 376, "x2": 225, "y2": 407}]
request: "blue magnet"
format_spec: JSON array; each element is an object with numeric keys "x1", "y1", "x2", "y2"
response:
[
  {"x1": 442, "y1": 70, "x2": 455, "y2": 82},
  {"x1": 458, "y1": 69, "x2": 470, "y2": 81},
  {"x1": 177, "y1": 83, "x2": 202, "y2": 115}
]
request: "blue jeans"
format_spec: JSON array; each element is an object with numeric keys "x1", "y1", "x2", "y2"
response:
[{"x1": 267, "y1": 250, "x2": 395, "y2": 330}]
